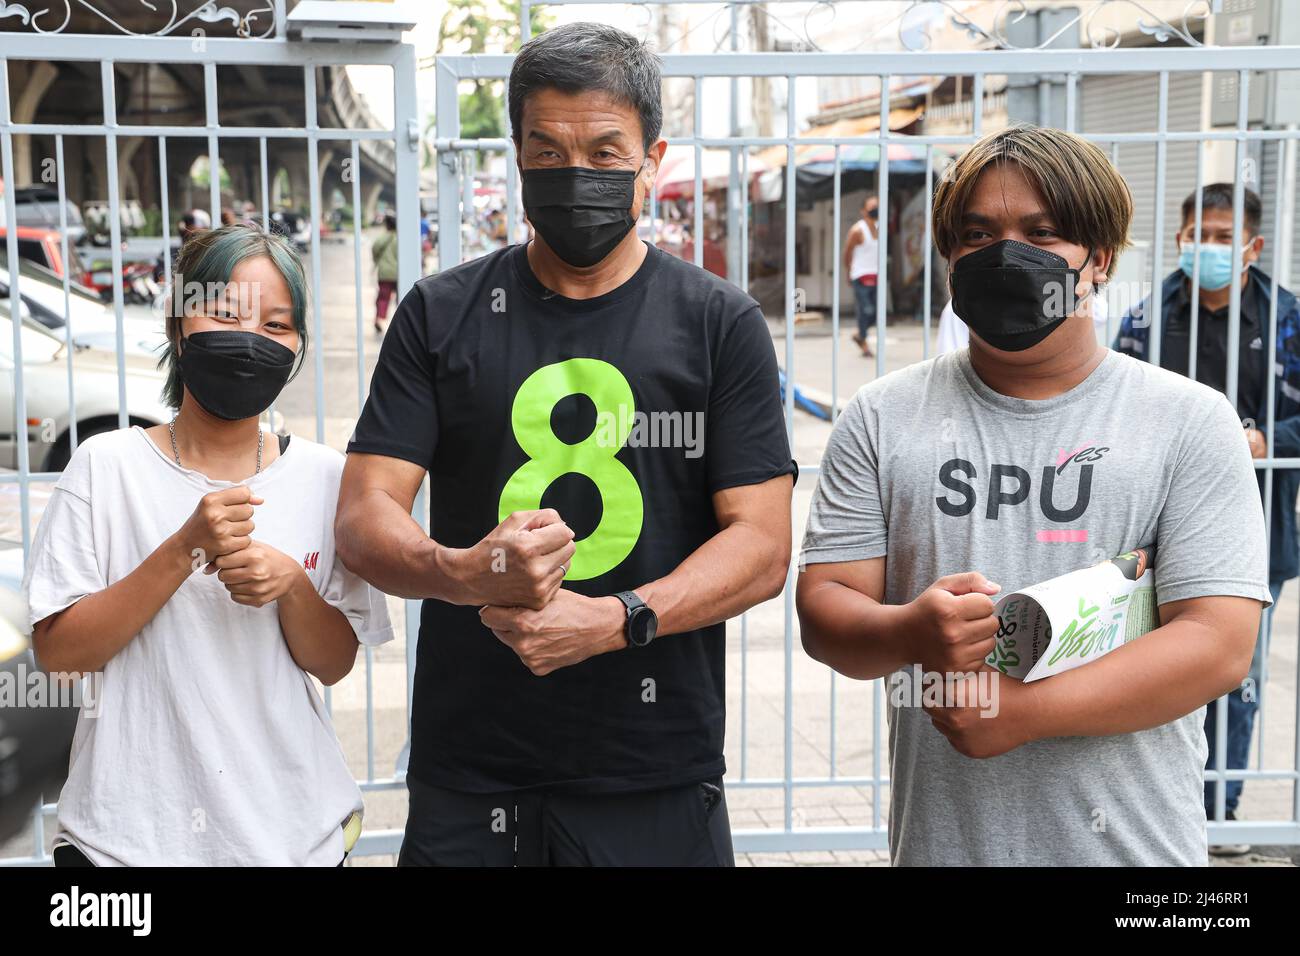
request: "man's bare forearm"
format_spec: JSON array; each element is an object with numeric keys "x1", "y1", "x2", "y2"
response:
[
  {"x1": 796, "y1": 579, "x2": 912, "y2": 680},
  {"x1": 1025, "y1": 616, "x2": 1254, "y2": 740},
  {"x1": 336, "y1": 487, "x2": 468, "y2": 603},
  {"x1": 635, "y1": 518, "x2": 789, "y2": 638}
]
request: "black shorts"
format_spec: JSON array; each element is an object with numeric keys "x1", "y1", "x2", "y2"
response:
[
  {"x1": 52, "y1": 844, "x2": 94, "y2": 867},
  {"x1": 398, "y1": 775, "x2": 735, "y2": 867}
]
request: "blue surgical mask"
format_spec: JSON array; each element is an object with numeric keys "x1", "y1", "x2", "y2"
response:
[{"x1": 1179, "y1": 242, "x2": 1243, "y2": 291}]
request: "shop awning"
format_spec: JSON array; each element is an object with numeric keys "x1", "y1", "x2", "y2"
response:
[
  {"x1": 651, "y1": 106, "x2": 952, "y2": 201},
  {"x1": 653, "y1": 146, "x2": 769, "y2": 201},
  {"x1": 755, "y1": 106, "x2": 934, "y2": 174}
]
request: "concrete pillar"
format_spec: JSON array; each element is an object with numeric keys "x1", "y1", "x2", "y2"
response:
[
  {"x1": 117, "y1": 136, "x2": 144, "y2": 201},
  {"x1": 362, "y1": 179, "x2": 384, "y2": 227},
  {"x1": 281, "y1": 159, "x2": 310, "y2": 212},
  {"x1": 166, "y1": 142, "x2": 205, "y2": 222},
  {"x1": 11, "y1": 61, "x2": 58, "y2": 186},
  {"x1": 317, "y1": 147, "x2": 337, "y2": 201},
  {"x1": 269, "y1": 139, "x2": 312, "y2": 212},
  {"x1": 221, "y1": 142, "x2": 254, "y2": 210},
  {"x1": 270, "y1": 165, "x2": 290, "y2": 209}
]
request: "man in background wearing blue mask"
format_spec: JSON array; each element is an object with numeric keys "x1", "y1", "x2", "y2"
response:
[{"x1": 1114, "y1": 184, "x2": 1300, "y2": 853}]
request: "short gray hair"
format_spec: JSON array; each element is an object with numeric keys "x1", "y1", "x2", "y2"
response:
[{"x1": 509, "y1": 22, "x2": 663, "y2": 151}]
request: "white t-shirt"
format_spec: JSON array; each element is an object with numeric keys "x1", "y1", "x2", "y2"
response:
[
  {"x1": 22, "y1": 426, "x2": 393, "y2": 866},
  {"x1": 848, "y1": 219, "x2": 879, "y2": 281},
  {"x1": 934, "y1": 300, "x2": 968, "y2": 355}
]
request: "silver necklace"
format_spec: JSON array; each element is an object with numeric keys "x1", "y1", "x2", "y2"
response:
[{"x1": 169, "y1": 418, "x2": 263, "y2": 475}]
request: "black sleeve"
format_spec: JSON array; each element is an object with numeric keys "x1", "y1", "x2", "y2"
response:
[
  {"x1": 705, "y1": 304, "x2": 798, "y2": 493},
  {"x1": 346, "y1": 284, "x2": 438, "y2": 469}
]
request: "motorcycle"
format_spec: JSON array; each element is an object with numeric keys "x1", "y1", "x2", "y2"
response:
[{"x1": 86, "y1": 258, "x2": 161, "y2": 305}]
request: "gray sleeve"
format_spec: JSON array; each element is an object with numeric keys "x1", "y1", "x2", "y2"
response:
[
  {"x1": 800, "y1": 391, "x2": 888, "y2": 566},
  {"x1": 1154, "y1": 391, "x2": 1273, "y2": 607}
]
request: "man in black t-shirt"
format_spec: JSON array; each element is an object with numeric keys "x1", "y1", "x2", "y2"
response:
[{"x1": 336, "y1": 22, "x2": 795, "y2": 866}]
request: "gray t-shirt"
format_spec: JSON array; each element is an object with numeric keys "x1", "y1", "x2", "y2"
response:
[{"x1": 802, "y1": 348, "x2": 1271, "y2": 866}]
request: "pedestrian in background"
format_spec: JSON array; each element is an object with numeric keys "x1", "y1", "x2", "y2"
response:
[
  {"x1": 371, "y1": 211, "x2": 399, "y2": 335},
  {"x1": 842, "y1": 194, "x2": 880, "y2": 358}
]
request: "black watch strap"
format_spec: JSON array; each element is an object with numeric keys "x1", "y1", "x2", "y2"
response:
[{"x1": 615, "y1": 590, "x2": 646, "y2": 614}]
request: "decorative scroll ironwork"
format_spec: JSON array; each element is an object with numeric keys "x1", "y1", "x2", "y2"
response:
[
  {"x1": 0, "y1": 0, "x2": 1224, "y2": 49},
  {"x1": 0, "y1": 1, "x2": 276, "y2": 38},
  {"x1": 535, "y1": 0, "x2": 1221, "y2": 56},
  {"x1": 943, "y1": 0, "x2": 1213, "y2": 50}
]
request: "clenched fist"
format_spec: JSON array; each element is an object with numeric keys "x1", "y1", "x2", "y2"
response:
[
  {"x1": 177, "y1": 486, "x2": 261, "y2": 568},
  {"x1": 454, "y1": 509, "x2": 576, "y2": 610},
  {"x1": 904, "y1": 571, "x2": 1002, "y2": 674},
  {"x1": 207, "y1": 541, "x2": 307, "y2": 608}
]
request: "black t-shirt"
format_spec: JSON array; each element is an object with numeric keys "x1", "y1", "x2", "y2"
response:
[
  {"x1": 1160, "y1": 277, "x2": 1266, "y2": 420},
  {"x1": 348, "y1": 241, "x2": 795, "y2": 794}
]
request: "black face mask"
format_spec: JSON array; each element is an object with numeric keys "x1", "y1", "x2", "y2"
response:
[
  {"x1": 178, "y1": 330, "x2": 297, "y2": 421},
  {"x1": 522, "y1": 166, "x2": 638, "y2": 268},
  {"x1": 950, "y1": 239, "x2": 1087, "y2": 352}
]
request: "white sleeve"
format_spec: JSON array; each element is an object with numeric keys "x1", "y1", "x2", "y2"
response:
[
  {"x1": 321, "y1": 550, "x2": 394, "y2": 647},
  {"x1": 22, "y1": 449, "x2": 106, "y2": 630}
]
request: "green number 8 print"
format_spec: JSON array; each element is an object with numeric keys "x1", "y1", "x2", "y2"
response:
[{"x1": 498, "y1": 358, "x2": 644, "y2": 580}]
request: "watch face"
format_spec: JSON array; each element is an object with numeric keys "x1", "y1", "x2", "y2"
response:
[
  {"x1": 629, "y1": 606, "x2": 657, "y2": 646},
  {"x1": 641, "y1": 610, "x2": 658, "y2": 644}
]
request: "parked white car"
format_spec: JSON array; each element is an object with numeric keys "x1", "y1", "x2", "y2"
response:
[
  {"x1": 0, "y1": 303, "x2": 171, "y2": 473},
  {"x1": 1, "y1": 256, "x2": 166, "y2": 360}
]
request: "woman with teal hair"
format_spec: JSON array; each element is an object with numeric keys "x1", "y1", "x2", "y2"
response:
[{"x1": 23, "y1": 223, "x2": 392, "y2": 866}]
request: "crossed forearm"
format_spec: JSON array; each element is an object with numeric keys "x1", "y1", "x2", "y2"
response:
[
  {"x1": 1024, "y1": 614, "x2": 1253, "y2": 740},
  {"x1": 796, "y1": 581, "x2": 912, "y2": 681},
  {"x1": 335, "y1": 488, "x2": 467, "y2": 603},
  {"x1": 636, "y1": 517, "x2": 790, "y2": 639}
]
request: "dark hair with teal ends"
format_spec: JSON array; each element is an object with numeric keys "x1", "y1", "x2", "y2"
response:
[{"x1": 159, "y1": 223, "x2": 309, "y2": 409}]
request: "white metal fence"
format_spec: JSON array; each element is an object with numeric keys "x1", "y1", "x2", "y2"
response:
[{"x1": 2, "y1": 14, "x2": 1300, "y2": 863}]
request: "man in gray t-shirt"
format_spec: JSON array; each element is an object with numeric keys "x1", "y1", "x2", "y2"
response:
[{"x1": 797, "y1": 125, "x2": 1271, "y2": 866}]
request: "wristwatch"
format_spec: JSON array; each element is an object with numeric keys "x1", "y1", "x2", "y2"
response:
[{"x1": 614, "y1": 591, "x2": 658, "y2": 648}]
